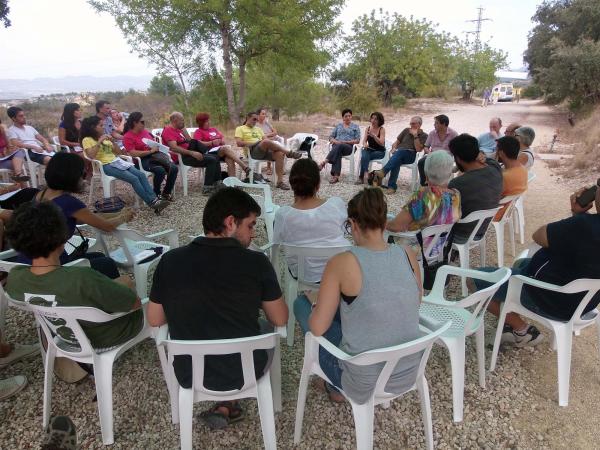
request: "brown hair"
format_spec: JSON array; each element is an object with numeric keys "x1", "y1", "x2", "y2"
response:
[
  {"x1": 195, "y1": 112, "x2": 210, "y2": 127},
  {"x1": 289, "y1": 158, "x2": 320, "y2": 198},
  {"x1": 347, "y1": 188, "x2": 387, "y2": 231}
]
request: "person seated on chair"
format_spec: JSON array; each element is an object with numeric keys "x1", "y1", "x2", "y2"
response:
[
  {"x1": 81, "y1": 116, "x2": 169, "y2": 213},
  {"x1": 123, "y1": 112, "x2": 179, "y2": 202},
  {"x1": 58, "y1": 103, "x2": 83, "y2": 151},
  {"x1": 162, "y1": 111, "x2": 222, "y2": 196},
  {"x1": 95, "y1": 100, "x2": 123, "y2": 146},
  {"x1": 294, "y1": 188, "x2": 422, "y2": 404},
  {"x1": 514, "y1": 126, "x2": 536, "y2": 170},
  {"x1": 318, "y1": 108, "x2": 361, "y2": 185},
  {"x1": 473, "y1": 185, "x2": 600, "y2": 347},
  {"x1": 503, "y1": 122, "x2": 522, "y2": 138},
  {"x1": 193, "y1": 112, "x2": 250, "y2": 179},
  {"x1": 477, "y1": 117, "x2": 503, "y2": 159},
  {"x1": 356, "y1": 112, "x2": 386, "y2": 185},
  {"x1": 147, "y1": 187, "x2": 288, "y2": 429},
  {"x1": 257, "y1": 107, "x2": 283, "y2": 177},
  {"x1": 417, "y1": 114, "x2": 458, "y2": 187},
  {"x1": 494, "y1": 136, "x2": 528, "y2": 221},
  {"x1": 273, "y1": 159, "x2": 349, "y2": 284},
  {"x1": 21, "y1": 152, "x2": 135, "y2": 278},
  {"x1": 6, "y1": 106, "x2": 54, "y2": 167},
  {"x1": 110, "y1": 109, "x2": 125, "y2": 135},
  {"x1": 370, "y1": 116, "x2": 428, "y2": 194},
  {"x1": 447, "y1": 133, "x2": 502, "y2": 244},
  {"x1": 235, "y1": 111, "x2": 302, "y2": 191},
  {"x1": 387, "y1": 150, "x2": 461, "y2": 234},
  {"x1": 0, "y1": 117, "x2": 31, "y2": 184},
  {"x1": 5, "y1": 201, "x2": 144, "y2": 351}
]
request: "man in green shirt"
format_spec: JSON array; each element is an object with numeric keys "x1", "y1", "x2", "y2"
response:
[{"x1": 5, "y1": 202, "x2": 143, "y2": 350}]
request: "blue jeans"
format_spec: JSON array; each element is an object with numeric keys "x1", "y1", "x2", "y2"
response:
[
  {"x1": 382, "y1": 149, "x2": 416, "y2": 190},
  {"x1": 359, "y1": 148, "x2": 386, "y2": 178},
  {"x1": 103, "y1": 163, "x2": 157, "y2": 206},
  {"x1": 294, "y1": 295, "x2": 343, "y2": 391}
]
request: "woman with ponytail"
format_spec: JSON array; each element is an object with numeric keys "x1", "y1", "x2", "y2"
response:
[{"x1": 294, "y1": 187, "x2": 423, "y2": 404}]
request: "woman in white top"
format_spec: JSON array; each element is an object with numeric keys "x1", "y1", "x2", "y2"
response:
[
  {"x1": 514, "y1": 126, "x2": 535, "y2": 169},
  {"x1": 273, "y1": 158, "x2": 348, "y2": 284}
]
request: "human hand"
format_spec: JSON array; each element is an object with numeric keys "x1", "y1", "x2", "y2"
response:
[
  {"x1": 570, "y1": 187, "x2": 594, "y2": 214},
  {"x1": 44, "y1": 143, "x2": 54, "y2": 152},
  {"x1": 122, "y1": 207, "x2": 136, "y2": 222},
  {"x1": 476, "y1": 152, "x2": 486, "y2": 164},
  {"x1": 190, "y1": 151, "x2": 204, "y2": 161}
]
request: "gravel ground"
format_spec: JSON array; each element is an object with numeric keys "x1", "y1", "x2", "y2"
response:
[{"x1": 1, "y1": 100, "x2": 593, "y2": 449}]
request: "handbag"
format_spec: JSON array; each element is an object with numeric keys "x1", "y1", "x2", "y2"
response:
[
  {"x1": 65, "y1": 225, "x2": 89, "y2": 260},
  {"x1": 416, "y1": 229, "x2": 454, "y2": 290},
  {"x1": 94, "y1": 196, "x2": 125, "y2": 213}
]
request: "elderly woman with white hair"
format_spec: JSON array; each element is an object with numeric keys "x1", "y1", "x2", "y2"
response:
[
  {"x1": 370, "y1": 116, "x2": 428, "y2": 194},
  {"x1": 514, "y1": 126, "x2": 535, "y2": 169},
  {"x1": 387, "y1": 150, "x2": 461, "y2": 233}
]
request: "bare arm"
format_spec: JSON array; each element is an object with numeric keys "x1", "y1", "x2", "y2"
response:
[
  {"x1": 532, "y1": 225, "x2": 549, "y2": 248},
  {"x1": 309, "y1": 256, "x2": 344, "y2": 336},
  {"x1": 58, "y1": 128, "x2": 79, "y2": 147},
  {"x1": 386, "y1": 210, "x2": 413, "y2": 232},
  {"x1": 147, "y1": 301, "x2": 167, "y2": 327},
  {"x1": 34, "y1": 133, "x2": 54, "y2": 152},
  {"x1": 127, "y1": 148, "x2": 155, "y2": 158},
  {"x1": 261, "y1": 297, "x2": 288, "y2": 326},
  {"x1": 72, "y1": 207, "x2": 134, "y2": 232}
]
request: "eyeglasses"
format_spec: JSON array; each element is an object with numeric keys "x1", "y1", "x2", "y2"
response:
[
  {"x1": 343, "y1": 219, "x2": 352, "y2": 237},
  {"x1": 140, "y1": 120, "x2": 145, "y2": 124}
]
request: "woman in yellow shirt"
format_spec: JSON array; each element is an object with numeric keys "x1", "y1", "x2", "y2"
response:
[{"x1": 80, "y1": 116, "x2": 168, "y2": 214}]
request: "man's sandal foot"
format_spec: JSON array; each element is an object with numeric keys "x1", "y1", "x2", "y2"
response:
[{"x1": 313, "y1": 378, "x2": 344, "y2": 403}]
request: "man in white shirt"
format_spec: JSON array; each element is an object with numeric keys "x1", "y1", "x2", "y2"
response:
[{"x1": 6, "y1": 106, "x2": 54, "y2": 166}]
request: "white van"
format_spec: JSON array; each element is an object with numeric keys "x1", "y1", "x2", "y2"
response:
[{"x1": 492, "y1": 83, "x2": 513, "y2": 102}]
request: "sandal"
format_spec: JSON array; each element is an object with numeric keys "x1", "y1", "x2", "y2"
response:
[
  {"x1": 200, "y1": 401, "x2": 244, "y2": 430},
  {"x1": 265, "y1": 165, "x2": 273, "y2": 176},
  {"x1": 329, "y1": 176, "x2": 339, "y2": 184},
  {"x1": 276, "y1": 181, "x2": 291, "y2": 190},
  {"x1": 313, "y1": 378, "x2": 345, "y2": 403}
]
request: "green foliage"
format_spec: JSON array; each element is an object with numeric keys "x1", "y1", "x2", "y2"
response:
[
  {"x1": 186, "y1": 69, "x2": 230, "y2": 126},
  {"x1": 453, "y1": 41, "x2": 507, "y2": 99},
  {"x1": 0, "y1": 0, "x2": 9, "y2": 28},
  {"x1": 391, "y1": 95, "x2": 407, "y2": 109},
  {"x1": 522, "y1": 84, "x2": 543, "y2": 99},
  {"x1": 337, "y1": 81, "x2": 379, "y2": 120},
  {"x1": 526, "y1": 0, "x2": 600, "y2": 106},
  {"x1": 149, "y1": 74, "x2": 182, "y2": 97}
]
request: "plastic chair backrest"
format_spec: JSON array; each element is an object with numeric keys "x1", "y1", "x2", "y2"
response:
[
  {"x1": 455, "y1": 207, "x2": 501, "y2": 244},
  {"x1": 186, "y1": 128, "x2": 198, "y2": 137},
  {"x1": 162, "y1": 332, "x2": 278, "y2": 395},
  {"x1": 222, "y1": 177, "x2": 275, "y2": 213},
  {"x1": 277, "y1": 244, "x2": 351, "y2": 287},
  {"x1": 419, "y1": 223, "x2": 455, "y2": 264},
  {"x1": 496, "y1": 194, "x2": 521, "y2": 221},
  {"x1": 13, "y1": 294, "x2": 129, "y2": 358},
  {"x1": 151, "y1": 128, "x2": 163, "y2": 142},
  {"x1": 312, "y1": 320, "x2": 451, "y2": 400},
  {"x1": 94, "y1": 227, "x2": 153, "y2": 266}
]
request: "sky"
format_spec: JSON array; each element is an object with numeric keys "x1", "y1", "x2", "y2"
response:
[{"x1": 0, "y1": 0, "x2": 542, "y2": 79}]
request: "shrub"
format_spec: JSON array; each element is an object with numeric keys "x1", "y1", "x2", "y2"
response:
[{"x1": 523, "y1": 84, "x2": 543, "y2": 99}]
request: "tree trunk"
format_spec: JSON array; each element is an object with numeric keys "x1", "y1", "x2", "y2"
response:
[
  {"x1": 273, "y1": 108, "x2": 280, "y2": 121},
  {"x1": 237, "y1": 57, "x2": 247, "y2": 121},
  {"x1": 220, "y1": 22, "x2": 238, "y2": 126}
]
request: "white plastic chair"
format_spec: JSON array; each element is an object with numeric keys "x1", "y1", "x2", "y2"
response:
[
  {"x1": 491, "y1": 194, "x2": 521, "y2": 267},
  {"x1": 294, "y1": 319, "x2": 451, "y2": 450},
  {"x1": 222, "y1": 177, "x2": 279, "y2": 243},
  {"x1": 286, "y1": 133, "x2": 318, "y2": 158},
  {"x1": 83, "y1": 152, "x2": 142, "y2": 207},
  {"x1": 93, "y1": 227, "x2": 179, "y2": 298},
  {"x1": 513, "y1": 172, "x2": 536, "y2": 244},
  {"x1": 452, "y1": 207, "x2": 501, "y2": 296},
  {"x1": 325, "y1": 142, "x2": 361, "y2": 181},
  {"x1": 365, "y1": 139, "x2": 393, "y2": 174},
  {"x1": 489, "y1": 271, "x2": 600, "y2": 406},
  {"x1": 8, "y1": 294, "x2": 153, "y2": 445},
  {"x1": 155, "y1": 325, "x2": 286, "y2": 450},
  {"x1": 22, "y1": 148, "x2": 47, "y2": 188},
  {"x1": 52, "y1": 136, "x2": 70, "y2": 152},
  {"x1": 271, "y1": 244, "x2": 351, "y2": 346},
  {"x1": 419, "y1": 266, "x2": 511, "y2": 422},
  {"x1": 151, "y1": 128, "x2": 163, "y2": 141}
]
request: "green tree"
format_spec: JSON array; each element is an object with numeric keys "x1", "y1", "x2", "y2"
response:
[
  {"x1": 149, "y1": 74, "x2": 182, "y2": 97},
  {"x1": 90, "y1": 0, "x2": 343, "y2": 125},
  {"x1": 0, "y1": 0, "x2": 9, "y2": 28},
  {"x1": 454, "y1": 40, "x2": 507, "y2": 99}
]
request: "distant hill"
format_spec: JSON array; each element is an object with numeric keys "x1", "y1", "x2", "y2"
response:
[{"x1": 0, "y1": 75, "x2": 153, "y2": 99}]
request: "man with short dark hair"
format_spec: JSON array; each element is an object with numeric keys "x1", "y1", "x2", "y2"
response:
[
  {"x1": 147, "y1": 187, "x2": 288, "y2": 429},
  {"x1": 6, "y1": 106, "x2": 54, "y2": 166},
  {"x1": 95, "y1": 100, "x2": 123, "y2": 143},
  {"x1": 495, "y1": 136, "x2": 528, "y2": 220},
  {"x1": 418, "y1": 114, "x2": 458, "y2": 186},
  {"x1": 447, "y1": 133, "x2": 503, "y2": 242}
]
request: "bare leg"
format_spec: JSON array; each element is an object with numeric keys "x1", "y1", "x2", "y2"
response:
[
  {"x1": 42, "y1": 156, "x2": 51, "y2": 166},
  {"x1": 273, "y1": 152, "x2": 285, "y2": 184},
  {"x1": 225, "y1": 156, "x2": 236, "y2": 177},
  {"x1": 217, "y1": 145, "x2": 248, "y2": 174},
  {"x1": 487, "y1": 300, "x2": 528, "y2": 330},
  {"x1": 266, "y1": 161, "x2": 273, "y2": 175}
]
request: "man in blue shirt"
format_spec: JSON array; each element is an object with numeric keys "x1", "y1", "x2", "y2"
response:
[{"x1": 477, "y1": 117, "x2": 503, "y2": 158}]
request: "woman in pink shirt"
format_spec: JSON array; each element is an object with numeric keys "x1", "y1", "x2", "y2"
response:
[
  {"x1": 193, "y1": 112, "x2": 250, "y2": 178},
  {"x1": 122, "y1": 112, "x2": 179, "y2": 201}
]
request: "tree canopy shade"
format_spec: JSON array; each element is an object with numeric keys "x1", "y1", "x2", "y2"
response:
[
  {"x1": 90, "y1": 0, "x2": 343, "y2": 125},
  {"x1": 1, "y1": 0, "x2": 10, "y2": 27},
  {"x1": 149, "y1": 74, "x2": 182, "y2": 97},
  {"x1": 454, "y1": 40, "x2": 507, "y2": 99},
  {"x1": 525, "y1": 0, "x2": 600, "y2": 106}
]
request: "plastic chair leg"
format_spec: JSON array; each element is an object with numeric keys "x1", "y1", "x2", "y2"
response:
[
  {"x1": 508, "y1": 216, "x2": 516, "y2": 257},
  {"x1": 178, "y1": 388, "x2": 194, "y2": 450},
  {"x1": 417, "y1": 376, "x2": 434, "y2": 450},
  {"x1": 475, "y1": 325, "x2": 486, "y2": 388},
  {"x1": 264, "y1": 213, "x2": 275, "y2": 244},
  {"x1": 456, "y1": 246, "x2": 469, "y2": 297},
  {"x1": 133, "y1": 264, "x2": 149, "y2": 299},
  {"x1": 256, "y1": 376, "x2": 277, "y2": 450},
  {"x1": 595, "y1": 316, "x2": 600, "y2": 361},
  {"x1": 155, "y1": 343, "x2": 179, "y2": 424},
  {"x1": 494, "y1": 222, "x2": 504, "y2": 268},
  {"x1": 293, "y1": 367, "x2": 311, "y2": 444},
  {"x1": 101, "y1": 178, "x2": 112, "y2": 199},
  {"x1": 350, "y1": 400, "x2": 375, "y2": 450},
  {"x1": 181, "y1": 167, "x2": 189, "y2": 197},
  {"x1": 447, "y1": 337, "x2": 466, "y2": 422},
  {"x1": 94, "y1": 358, "x2": 116, "y2": 445},
  {"x1": 285, "y1": 280, "x2": 297, "y2": 347},
  {"x1": 270, "y1": 341, "x2": 283, "y2": 413},
  {"x1": 490, "y1": 305, "x2": 509, "y2": 371},
  {"x1": 42, "y1": 346, "x2": 56, "y2": 428},
  {"x1": 516, "y1": 200, "x2": 525, "y2": 244},
  {"x1": 555, "y1": 325, "x2": 573, "y2": 407},
  {"x1": 349, "y1": 157, "x2": 355, "y2": 181}
]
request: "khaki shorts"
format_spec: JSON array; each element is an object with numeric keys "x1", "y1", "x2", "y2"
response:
[{"x1": 249, "y1": 142, "x2": 274, "y2": 161}]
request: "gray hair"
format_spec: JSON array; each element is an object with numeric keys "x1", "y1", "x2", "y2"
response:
[
  {"x1": 515, "y1": 126, "x2": 535, "y2": 147},
  {"x1": 411, "y1": 116, "x2": 423, "y2": 125},
  {"x1": 424, "y1": 151, "x2": 455, "y2": 186},
  {"x1": 169, "y1": 111, "x2": 184, "y2": 122}
]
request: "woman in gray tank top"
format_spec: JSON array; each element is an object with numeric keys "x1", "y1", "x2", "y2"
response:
[{"x1": 294, "y1": 188, "x2": 423, "y2": 404}]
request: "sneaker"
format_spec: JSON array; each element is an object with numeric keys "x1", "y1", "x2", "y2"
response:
[
  {"x1": 160, "y1": 193, "x2": 175, "y2": 202},
  {"x1": 288, "y1": 151, "x2": 303, "y2": 159},
  {"x1": 0, "y1": 343, "x2": 40, "y2": 368},
  {"x1": 150, "y1": 198, "x2": 169, "y2": 215},
  {"x1": 202, "y1": 180, "x2": 225, "y2": 196},
  {"x1": 41, "y1": 416, "x2": 77, "y2": 450},
  {"x1": 500, "y1": 325, "x2": 516, "y2": 344},
  {"x1": 252, "y1": 173, "x2": 268, "y2": 184},
  {"x1": 383, "y1": 187, "x2": 397, "y2": 195},
  {"x1": 0, "y1": 375, "x2": 27, "y2": 401},
  {"x1": 276, "y1": 181, "x2": 291, "y2": 190},
  {"x1": 513, "y1": 325, "x2": 544, "y2": 347}
]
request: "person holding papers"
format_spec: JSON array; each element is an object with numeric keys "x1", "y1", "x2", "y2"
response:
[
  {"x1": 123, "y1": 112, "x2": 179, "y2": 202},
  {"x1": 193, "y1": 112, "x2": 250, "y2": 179},
  {"x1": 6, "y1": 106, "x2": 54, "y2": 167}
]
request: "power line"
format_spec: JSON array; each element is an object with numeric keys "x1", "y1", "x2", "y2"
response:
[{"x1": 466, "y1": 6, "x2": 491, "y2": 51}]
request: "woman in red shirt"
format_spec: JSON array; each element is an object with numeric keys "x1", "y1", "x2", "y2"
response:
[
  {"x1": 122, "y1": 112, "x2": 179, "y2": 201},
  {"x1": 193, "y1": 112, "x2": 250, "y2": 179}
]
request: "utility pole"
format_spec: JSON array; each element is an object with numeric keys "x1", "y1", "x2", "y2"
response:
[{"x1": 466, "y1": 6, "x2": 491, "y2": 51}]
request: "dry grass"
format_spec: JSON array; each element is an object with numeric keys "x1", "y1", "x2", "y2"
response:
[{"x1": 561, "y1": 106, "x2": 600, "y2": 174}]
